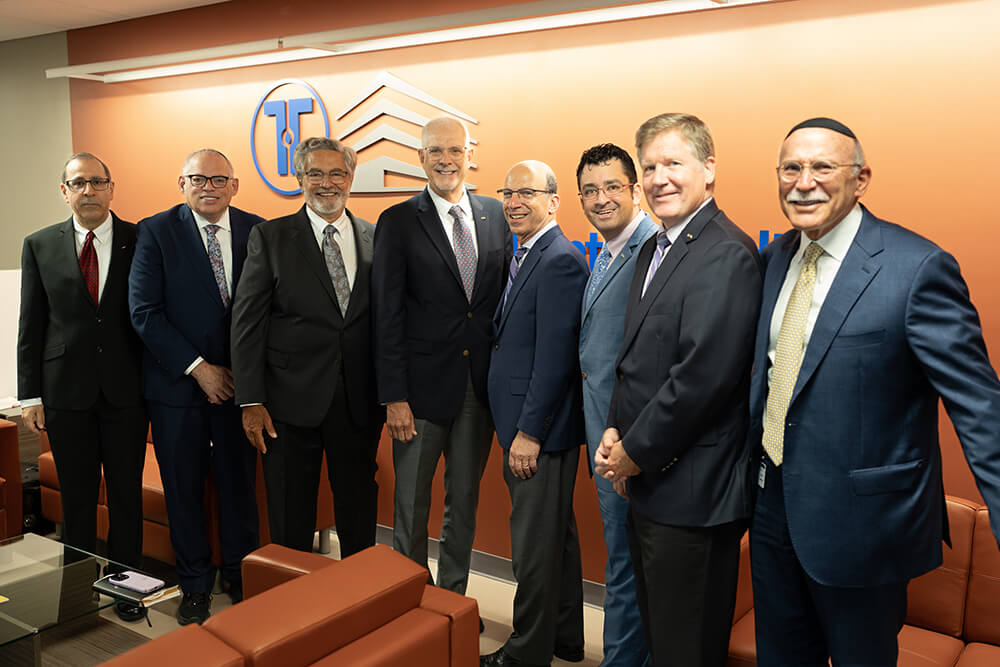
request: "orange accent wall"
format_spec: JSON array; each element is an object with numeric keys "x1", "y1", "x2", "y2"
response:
[{"x1": 66, "y1": 0, "x2": 1000, "y2": 583}]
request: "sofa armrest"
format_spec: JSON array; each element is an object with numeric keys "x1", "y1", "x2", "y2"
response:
[
  {"x1": 0, "y1": 419, "x2": 22, "y2": 538},
  {"x1": 102, "y1": 624, "x2": 244, "y2": 667},
  {"x1": 420, "y1": 585, "x2": 479, "y2": 667},
  {"x1": 242, "y1": 542, "x2": 335, "y2": 598}
]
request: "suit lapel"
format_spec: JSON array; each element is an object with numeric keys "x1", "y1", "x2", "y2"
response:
[
  {"x1": 175, "y1": 204, "x2": 227, "y2": 310},
  {"x1": 496, "y1": 227, "x2": 558, "y2": 336},
  {"x1": 791, "y1": 209, "x2": 884, "y2": 404},
  {"x1": 469, "y1": 193, "x2": 493, "y2": 303},
  {"x1": 416, "y1": 190, "x2": 466, "y2": 295},
  {"x1": 100, "y1": 215, "x2": 133, "y2": 314},
  {"x1": 291, "y1": 206, "x2": 343, "y2": 320},
  {"x1": 343, "y1": 210, "x2": 372, "y2": 325},
  {"x1": 230, "y1": 209, "x2": 251, "y2": 289},
  {"x1": 583, "y1": 214, "x2": 653, "y2": 318}
]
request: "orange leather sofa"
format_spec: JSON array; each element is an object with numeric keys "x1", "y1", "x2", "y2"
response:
[
  {"x1": 37, "y1": 429, "x2": 334, "y2": 564},
  {"x1": 728, "y1": 496, "x2": 1000, "y2": 666},
  {"x1": 0, "y1": 419, "x2": 23, "y2": 539},
  {"x1": 103, "y1": 543, "x2": 480, "y2": 667}
]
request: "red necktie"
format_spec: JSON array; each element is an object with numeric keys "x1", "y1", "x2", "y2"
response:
[{"x1": 80, "y1": 231, "x2": 99, "y2": 305}]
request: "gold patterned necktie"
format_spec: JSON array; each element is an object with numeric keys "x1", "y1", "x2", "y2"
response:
[{"x1": 762, "y1": 241, "x2": 824, "y2": 466}]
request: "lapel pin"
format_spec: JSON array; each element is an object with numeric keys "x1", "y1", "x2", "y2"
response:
[{"x1": 686, "y1": 233, "x2": 693, "y2": 239}]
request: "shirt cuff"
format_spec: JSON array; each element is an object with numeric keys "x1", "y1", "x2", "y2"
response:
[
  {"x1": 19, "y1": 398, "x2": 42, "y2": 408},
  {"x1": 185, "y1": 357, "x2": 205, "y2": 375}
]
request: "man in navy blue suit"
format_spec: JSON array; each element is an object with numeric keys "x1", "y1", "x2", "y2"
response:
[
  {"x1": 129, "y1": 149, "x2": 263, "y2": 625},
  {"x1": 576, "y1": 143, "x2": 655, "y2": 667},
  {"x1": 483, "y1": 160, "x2": 589, "y2": 667},
  {"x1": 749, "y1": 118, "x2": 1000, "y2": 665}
]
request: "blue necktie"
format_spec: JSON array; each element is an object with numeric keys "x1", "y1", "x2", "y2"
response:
[{"x1": 587, "y1": 246, "x2": 613, "y2": 303}]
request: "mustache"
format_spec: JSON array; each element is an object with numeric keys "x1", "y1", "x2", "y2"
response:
[{"x1": 785, "y1": 190, "x2": 830, "y2": 204}]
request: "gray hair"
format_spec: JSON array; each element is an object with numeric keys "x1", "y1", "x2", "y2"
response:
[
  {"x1": 61, "y1": 153, "x2": 110, "y2": 182},
  {"x1": 293, "y1": 137, "x2": 357, "y2": 175}
]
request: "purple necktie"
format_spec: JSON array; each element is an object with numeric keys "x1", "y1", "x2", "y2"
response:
[
  {"x1": 503, "y1": 247, "x2": 528, "y2": 311},
  {"x1": 641, "y1": 230, "x2": 671, "y2": 296},
  {"x1": 205, "y1": 224, "x2": 229, "y2": 308},
  {"x1": 449, "y1": 205, "x2": 477, "y2": 301}
]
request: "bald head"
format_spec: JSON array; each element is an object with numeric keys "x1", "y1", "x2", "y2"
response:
[
  {"x1": 419, "y1": 117, "x2": 473, "y2": 202},
  {"x1": 502, "y1": 160, "x2": 559, "y2": 244}
]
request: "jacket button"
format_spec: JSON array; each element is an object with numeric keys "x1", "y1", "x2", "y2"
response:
[
  {"x1": 618, "y1": 373, "x2": 624, "y2": 381},
  {"x1": 467, "y1": 312, "x2": 473, "y2": 318},
  {"x1": 96, "y1": 346, "x2": 103, "y2": 353},
  {"x1": 495, "y1": 345, "x2": 499, "y2": 351},
  {"x1": 462, "y1": 349, "x2": 469, "y2": 357}
]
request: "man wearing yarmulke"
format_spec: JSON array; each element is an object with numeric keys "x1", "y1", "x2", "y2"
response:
[{"x1": 748, "y1": 117, "x2": 1000, "y2": 665}]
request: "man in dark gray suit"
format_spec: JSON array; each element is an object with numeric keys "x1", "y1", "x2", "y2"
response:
[{"x1": 232, "y1": 137, "x2": 383, "y2": 556}]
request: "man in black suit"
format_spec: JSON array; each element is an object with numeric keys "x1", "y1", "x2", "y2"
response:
[
  {"x1": 232, "y1": 137, "x2": 382, "y2": 558},
  {"x1": 482, "y1": 160, "x2": 589, "y2": 667},
  {"x1": 372, "y1": 117, "x2": 511, "y2": 595},
  {"x1": 595, "y1": 113, "x2": 762, "y2": 666},
  {"x1": 18, "y1": 153, "x2": 148, "y2": 621},
  {"x1": 129, "y1": 149, "x2": 263, "y2": 624}
]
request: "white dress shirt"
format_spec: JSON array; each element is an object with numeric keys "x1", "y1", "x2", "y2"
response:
[
  {"x1": 427, "y1": 186, "x2": 479, "y2": 257},
  {"x1": 519, "y1": 219, "x2": 560, "y2": 258},
  {"x1": 307, "y1": 205, "x2": 357, "y2": 290},
  {"x1": 640, "y1": 197, "x2": 713, "y2": 297},
  {"x1": 603, "y1": 210, "x2": 646, "y2": 268},
  {"x1": 766, "y1": 203, "x2": 863, "y2": 382}
]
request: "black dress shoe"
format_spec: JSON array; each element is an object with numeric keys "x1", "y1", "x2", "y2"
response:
[
  {"x1": 114, "y1": 601, "x2": 145, "y2": 623},
  {"x1": 480, "y1": 616, "x2": 485, "y2": 633},
  {"x1": 480, "y1": 647, "x2": 546, "y2": 667},
  {"x1": 177, "y1": 591, "x2": 211, "y2": 625},
  {"x1": 554, "y1": 645, "x2": 584, "y2": 662},
  {"x1": 222, "y1": 578, "x2": 243, "y2": 604}
]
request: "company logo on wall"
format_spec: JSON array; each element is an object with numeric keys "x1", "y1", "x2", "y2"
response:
[{"x1": 250, "y1": 72, "x2": 478, "y2": 196}]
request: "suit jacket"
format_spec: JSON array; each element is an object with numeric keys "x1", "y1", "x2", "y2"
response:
[
  {"x1": 488, "y1": 226, "x2": 589, "y2": 452},
  {"x1": 579, "y1": 213, "x2": 657, "y2": 461},
  {"x1": 129, "y1": 204, "x2": 264, "y2": 407},
  {"x1": 17, "y1": 214, "x2": 143, "y2": 410},
  {"x1": 231, "y1": 205, "x2": 380, "y2": 430},
  {"x1": 749, "y1": 205, "x2": 1000, "y2": 587},
  {"x1": 607, "y1": 200, "x2": 762, "y2": 527},
  {"x1": 373, "y1": 188, "x2": 512, "y2": 422}
]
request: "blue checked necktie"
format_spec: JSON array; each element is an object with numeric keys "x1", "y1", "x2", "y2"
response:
[
  {"x1": 205, "y1": 224, "x2": 229, "y2": 308},
  {"x1": 503, "y1": 247, "x2": 528, "y2": 311},
  {"x1": 587, "y1": 246, "x2": 613, "y2": 303},
  {"x1": 323, "y1": 224, "x2": 351, "y2": 314},
  {"x1": 449, "y1": 205, "x2": 477, "y2": 301},
  {"x1": 641, "y1": 230, "x2": 671, "y2": 296}
]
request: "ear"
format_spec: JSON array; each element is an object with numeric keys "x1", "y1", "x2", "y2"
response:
[
  {"x1": 230, "y1": 177, "x2": 240, "y2": 196},
  {"x1": 703, "y1": 156, "x2": 717, "y2": 188},
  {"x1": 631, "y1": 182, "x2": 643, "y2": 208},
  {"x1": 417, "y1": 148, "x2": 426, "y2": 164},
  {"x1": 177, "y1": 175, "x2": 186, "y2": 194},
  {"x1": 548, "y1": 193, "x2": 560, "y2": 215},
  {"x1": 60, "y1": 183, "x2": 70, "y2": 204},
  {"x1": 853, "y1": 164, "x2": 872, "y2": 199},
  {"x1": 107, "y1": 181, "x2": 115, "y2": 203}
]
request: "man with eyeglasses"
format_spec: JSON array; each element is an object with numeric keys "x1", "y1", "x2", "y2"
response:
[
  {"x1": 233, "y1": 137, "x2": 383, "y2": 563},
  {"x1": 594, "y1": 114, "x2": 761, "y2": 667},
  {"x1": 18, "y1": 153, "x2": 148, "y2": 622},
  {"x1": 128, "y1": 149, "x2": 264, "y2": 624},
  {"x1": 372, "y1": 117, "x2": 510, "y2": 605},
  {"x1": 575, "y1": 143, "x2": 655, "y2": 667},
  {"x1": 747, "y1": 117, "x2": 1000, "y2": 665},
  {"x1": 483, "y1": 161, "x2": 588, "y2": 667}
]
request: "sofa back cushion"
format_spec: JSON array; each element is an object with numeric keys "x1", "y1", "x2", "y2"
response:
[
  {"x1": 905, "y1": 496, "x2": 977, "y2": 637},
  {"x1": 963, "y1": 506, "x2": 1000, "y2": 644},
  {"x1": 204, "y1": 545, "x2": 427, "y2": 667}
]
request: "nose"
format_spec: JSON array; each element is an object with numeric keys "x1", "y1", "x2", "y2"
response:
[
  {"x1": 594, "y1": 188, "x2": 611, "y2": 204},
  {"x1": 795, "y1": 166, "x2": 818, "y2": 189},
  {"x1": 82, "y1": 181, "x2": 98, "y2": 194}
]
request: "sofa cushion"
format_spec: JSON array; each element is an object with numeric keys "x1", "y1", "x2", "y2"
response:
[
  {"x1": 964, "y1": 507, "x2": 1000, "y2": 645},
  {"x1": 956, "y1": 643, "x2": 1000, "y2": 667},
  {"x1": 312, "y1": 607, "x2": 449, "y2": 667},
  {"x1": 727, "y1": 609, "x2": 756, "y2": 666},
  {"x1": 905, "y1": 496, "x2": 978, "y2": 637},
  {"x1": 419, "y1": 583, "x2": 480, "y2": 667},
  {"x1": 205, "y1": 545, "x2": 428, "y2": 667},
  {"x1": 897, "y1": 623, "x2": 965, "y2": 667},
  {"x1": 102, "y1": 624, "x2": 244, "y2": 667},
  {"x1": 242, "y1": 543, "x2": 333, "y2": 599}
]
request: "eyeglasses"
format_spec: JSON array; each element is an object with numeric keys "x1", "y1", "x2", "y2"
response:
[
  {"x1": 776, "y1": 161, "x2": 861, "y2": 183},
  {"x1": 64, "y1": 178, "x2": 111, "y2": 192},
  {"x1": 579, "y1": 182, "x2": 635, "y2": 200},
  {"x1": 303, "y1": 169, "x2": 350, "y2": 185},
  {"x1": 423, "y1": 146, "x2": 468, "y2": 160},
  {"x1": 185, "y1": 174, "x2": 231, "y2": 188},
  {"x1": 497, "y1": 188, "x2": 553, "y2": 202}
]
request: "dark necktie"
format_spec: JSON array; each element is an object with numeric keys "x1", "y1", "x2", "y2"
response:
[
  {"x1": 449, "y1": 205, "x2": 477, "y2": 302},
  {"x1": 641, "y1": 230, "x2": 671, "y2": 296},
  {"x1": 205, "y1": 224, "x2": 230, "y2": 308},
  {"x1": 79, "y1": 230, "x2": 99, "y2": 305},
  {"x1": 323, "y1": 224, "x2": 351, "y2": 314},
  {"x1": 503, "y1": 247, "x2": 528, "y2": 311}
]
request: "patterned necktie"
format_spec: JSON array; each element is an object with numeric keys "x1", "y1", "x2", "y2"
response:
[
  {"x1": 641, "y1": 230, "x2": 671, "y2": 295},
  {"x1": 204, "y1": 224, "x2": 230, "y2": 308},
  {"x1": 762, "y1": 241, "x2": 824, "y2": 466},
  {"x1": 79, "y1": 230, "x2": 99, "y2": 305},
  {"x1": 323, "y1": 224, "x2": 351, "y2": 314},
  {"x1": 587, "y1": 246, "x2": 613, "y2": 302},
  {"x1": 449, "y1": 205, "x2": 477, "y2": 302},
  {"x1": 503, "y1": 247, "x2": 528, "y2": 311}
]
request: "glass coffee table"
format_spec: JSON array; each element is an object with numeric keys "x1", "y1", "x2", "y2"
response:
[{"x1": 0, "y1": 532, "x2": 133, "y2": 666}]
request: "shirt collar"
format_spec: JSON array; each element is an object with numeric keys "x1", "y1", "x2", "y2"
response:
[
  {"x1": 520, "y1": 219, "x2": 559, "y2": 253},
  {"x1": 73, "y1": 213, "x2": 113, "y2": 243},
  {"x1": 797, "y1": 203, "x2": 862, "y2": 262},
  {"x1": 306, "y1": 204, "x2": 350, "y2": 237},
  {"x1": 190, "y1": 206, "x2": 231, "y2": 233},
  {"x1": 427, "y1": 186, "x2": 472, "y2": 222},
  {"x1": 662, "y1": 197, "x2": 713, "y2": 244},
  {"x1": 603, "y1": 210, "x2": 646, "y2": 259}
]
